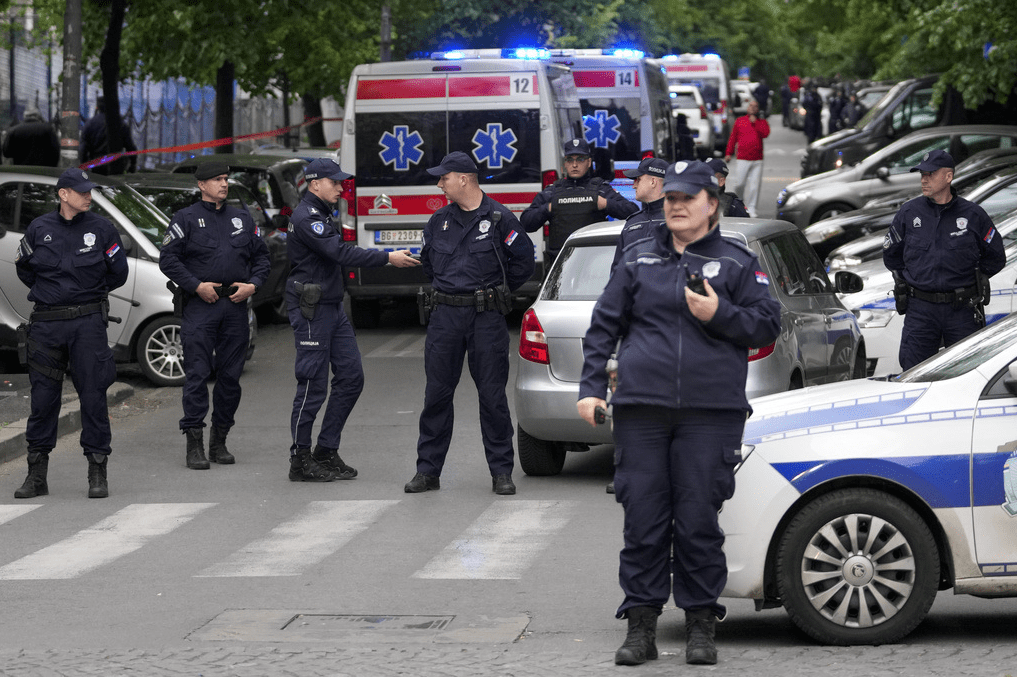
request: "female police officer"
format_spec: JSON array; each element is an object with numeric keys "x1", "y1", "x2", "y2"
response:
[{"x1": 577, "y1": 161, "x2": 780, "y2": 666}]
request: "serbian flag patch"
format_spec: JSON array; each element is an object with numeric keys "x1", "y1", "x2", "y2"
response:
[
  {"x1": 504, "y1": 229, "x2": 518, "y2": 246},
  {"x1": 755, "y1": 271, "x2": 769, "y2": 285},
  {"x1": 984, "y1": 227, "x2": 996, "y2": 243},
  {"x1": 106, "y1": 243, "x2": 121, "y2": 258}
]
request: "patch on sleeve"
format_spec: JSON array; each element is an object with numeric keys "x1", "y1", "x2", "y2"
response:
[
  {"x1": 106, "y1": 243, "x2": 121, "y2": 258},
  {"x1": 755, "y1": 271, "x2": 769, "y2": 286},
  {"x1": 15, "y1": 238, "x2": 32, "y2": 262},
  {"x1": 312, "y1": 222, "x2": 326, "y2": 235},
  {"x1": 504, "y1": 229, "x2": 518, "y2": 246},
  {"x1": 984, "y1": 226, "x2": 996, "y2": 243}
]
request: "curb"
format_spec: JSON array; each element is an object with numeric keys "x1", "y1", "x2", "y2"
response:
[{"x1": 0, "y1": 382, "x2": 135, "y2": 466}]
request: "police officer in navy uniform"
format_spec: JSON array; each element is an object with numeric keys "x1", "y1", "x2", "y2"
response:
[
  {"x1": 521, "y1": 138, "x2": 638, "y2": 265},
  {"x1": 578, "y1": 161, "x2": 780, "y2": 666},
  {"x1": 611, "y1": 157, "x2": 668, "y2": 271},
  {"x1": 705, "y1": 158, "x2": 750, "y2": 217},
  {"x1": 159, "y1": 162, "x2": 271, "y2": 470},
  {"x1": 405, "y1": 151, "x2": 535, "y2": 495},
  {"x1": 13, "y1": 168, "x2": 129, "y2": 499},
  {"x1": 285, "y1": 158, "x2": 418, "y2": 482},
  {"x1": 883, "y1": 149, "x2": 1005, "y2": 371}
]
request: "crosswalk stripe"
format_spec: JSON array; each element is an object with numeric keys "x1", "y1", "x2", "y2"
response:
[
  {"x1": 364, "y1": 333, "x2": 426, "y2": 358},
  {"x1": 0, "y1": 503, "x2": 215, "y2": 580},
  {"x1": 412, "y1": 500, "x2": 579, "y2": 580},
  {"x1": 194, "y1": 500, "x2": 398, "y2": 578},
  {"x1": 0, "y1": 505, "x2": 41, "y2": 525}
]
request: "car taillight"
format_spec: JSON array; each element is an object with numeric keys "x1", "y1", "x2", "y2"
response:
[
  {"x1": 341, "y1": 225, "x2": 357, "y2": 242},
  {"x1": 699, "y1": 105, "x2": 708, "y2": 119},
  {"x1": 641, "y1": 150, "x2": 654, "y2": 159},
  {"x1": 341, "y1": 177, "x2": 356, "y2": 217},
  {"x1": 747, "y1": 342, "x2": 775, "y2": 362},
  {"x1": 542, "y1": 169, "x2": 559, "y2": 189},
  {"x1": 519, "y1": 309, "x2": 549, "y2": 364}
]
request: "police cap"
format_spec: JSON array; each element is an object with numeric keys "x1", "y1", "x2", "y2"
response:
[
  {"x1": 562, "y1": 138, "x2": 591, "y2": 156},
  {"x1": 304, "y1": 158, "x2": 353, "y2": 181},
  {"x1": 426, "y1": 151, "x2": 478, "y2": 176},
  {"x1": 56, "y1": 168, "x2": 97, "y2": 193},
  {"x1": 194, "y1": 162, "x2": 230, "y2": 181},
  {"x1": 910, "y1": 149, "x2": 955, "y2": 173},
  {"x1": 623, "y1": 157, "x2": 669, "y2": 179},
  {"x1": 705, "y1": 158, "x2": 729, "y2": 177},
  {"x1": 662, "y1": 161, "x2": 719, "y2": 195}
]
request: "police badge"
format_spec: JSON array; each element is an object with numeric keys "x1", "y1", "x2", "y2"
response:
[
  {"x1": 83, "y1": 232, "x2": 96, "y2": 247},
  {"x1": 956, "y1": 217, "x2": 968, "y2": 231},
  {"x1": 702, "y1": 261, "x2": 721, "y2": 278},
  {"x1": 479, "y1": 220, "x2": 491, "y2": 234}
]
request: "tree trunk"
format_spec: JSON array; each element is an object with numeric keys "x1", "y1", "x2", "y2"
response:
[
  {"x1": 215, "y1": 60, "x2": 235, "y2": 154},
  {"x1": 98, "y1": 0, "x2": 127, "y2": 174},
  {"x1": 303, "y1": 93, "x2": 326, "y2": 147}
]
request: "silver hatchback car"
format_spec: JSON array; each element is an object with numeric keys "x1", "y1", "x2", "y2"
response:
[
  {"x1": 513, "y1": 219, "x2": 865, "y2": 476},
  {"x1": 0, "y1": 167, "x2": 255, "y2": 387}
]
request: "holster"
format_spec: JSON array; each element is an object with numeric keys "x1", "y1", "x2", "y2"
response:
[
  {"x1": 297, "y1": 282, "x2": 321, "y2": 320},
  {"x1": 167, "y1": 280, "x2": 184, "y2": 317},
  {"x1": 490, "y1": 284, "x2": 513, "y2": 315},
  {"x1": 16, "y1": 323, "x2": 28, "y2": 366},
  {"x1": 892, "y1": 272, "x2": 909, "y2": 315},
  {"x1": 417, "y1": 287, "x2": 432, "y2": 325}
]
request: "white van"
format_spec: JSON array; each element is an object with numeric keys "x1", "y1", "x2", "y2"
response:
[
  {"x1": 661, "y1": 53, "x2": 735, "y2": 152},
  {"x1": 546, "y1": 49, "x2": 675, "y2": 197},
  {"x1": 338, "y1": 51, "x2": 584, "y2": 327}
]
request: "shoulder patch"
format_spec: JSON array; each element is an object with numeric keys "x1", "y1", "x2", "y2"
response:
[{"x1": 311, "y1": 222, "x2": 326, "y2": 235}]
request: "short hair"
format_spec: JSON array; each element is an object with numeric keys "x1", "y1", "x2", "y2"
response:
[{"x1": 704, "y1": 185, "x2": 722, "y2": 226}]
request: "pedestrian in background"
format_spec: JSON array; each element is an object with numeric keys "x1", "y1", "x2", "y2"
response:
[
  {"x1": 705, "y1": 158, "x2": 750, "y2": 217},
  {"x1": 159, "y1": 163, "x2": 271, "y2": 470},
  {"x1": 2, "y1": 109, "x2": 59, "y2": 166},
  {"x1": 405, "y1": 151, "x2": 535, "y2": 496},
  {"x1": 521, "y1": 138, "x2": 637, "y2": 264},
  {"x1": 285, "y1": 159, "x2": 418, "y2": 482},
  {"x1": 752, "y1": 78, "x2": 770, "y2": 116},
  {"x1": 802, "y1": 83, "x2": 823, "y2": 144},
  {"x1": 13, "y1": 168, "x2": 129, "y2": 499},
  {"x1": 578, "y1": 161, "x2": 780, "y2": 667},
  {"x1": 827, "y1": 87, "x2": 847, "y2": 136},
  {"x1": 840, "y1": 92, "x2": 865, "y2": 128},
  {"x1": 780, "y1": 81, "x2": 793, "y2": 127},
  {"x1": 724, "y1": 99, "x2": 770, "y2": 217},
  {"x1": 673, "y1": 114, "x2": 696, "y2": 161},
  {"x1": 883, "y1": 149, "x2": 1004, "y2": 371},
  {"x1": 79, "y1": 96, "x2": 137, "y2": 174}
]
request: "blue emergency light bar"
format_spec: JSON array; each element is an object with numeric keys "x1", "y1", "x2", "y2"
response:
[
  {"x1": 429, "y1": 48, "x2": 551, "y2": 60},
  {"x1": 611, "y1": 49, "x2": 645, "y2": 58}
]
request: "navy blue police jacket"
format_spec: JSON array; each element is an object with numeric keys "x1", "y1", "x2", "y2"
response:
[
  {"x1": 15, "y1": 210, "x2": 129, "y2": 305},
  {"x1": 611, "y1": 197, "x2": 665, "y2": 271},
  {"x1": 286, "y1": 192, "x2": 388, "y2": 304},
  {"x1": 422, "y1": 193, "x2": 534, "y2": 294},
  {"x1": 580, "y1": 224, "x2": 781, "y2": 413},
  {"x1": 520, "y1": 174, "x2": 638, "y2": 233},
  {"x1": 883, "y1": 188, "x2": 1005, "y2": 292},
  {"x1": 159, "y1": 200, "x2": 270, "y2": 294}
]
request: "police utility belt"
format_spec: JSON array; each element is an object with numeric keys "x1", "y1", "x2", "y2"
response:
[
  {"x1": 30, "y1": 301, "x2": 105, "y2": 322},
  {"x1": 907, "y1": 284, "x2": 979, "y2": 304},
  {"x1": 432, "y1": 288, "x2": 510, "y2": 313}
]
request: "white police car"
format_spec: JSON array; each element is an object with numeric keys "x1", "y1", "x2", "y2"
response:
[{"x1": 721, "y1": 313, "x2": 1017, "y2": 644}]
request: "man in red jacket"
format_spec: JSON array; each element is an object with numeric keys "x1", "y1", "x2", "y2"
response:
[{"x1": 724, "y1": 99, "x2": 770, "y2": 217}]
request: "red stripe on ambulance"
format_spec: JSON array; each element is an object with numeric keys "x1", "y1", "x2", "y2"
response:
[
  {"x1": 449, "y1": 76, "x2": 511, "y2": 97},
  {"x1": 357, "y1": 78, "x2": 445, "y2": 99},
  {"x1": 572, "y1": 71, "x2": 617, "y2": 88}
]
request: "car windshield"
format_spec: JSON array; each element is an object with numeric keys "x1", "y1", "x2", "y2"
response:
[
  {"x1": 541, "y1": 241, "x2": 615, "y2": 301},
  {"x1": 856, "y1": 80, "x2": 909, "y2": 130},
  {"x1": 896, "y1": 313, "x2": 1017, "y2": 382},
  {"x1": 96, "y1": 184, "x2": 170, "y2": 249}
]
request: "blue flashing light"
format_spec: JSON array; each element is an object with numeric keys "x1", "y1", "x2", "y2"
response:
[
  {"x1": 443, "y1": 50, "x2": 465, "y2": 60},
  {"x1": 611, "y1": 48, "x2": 645, "y2": 59},
  {"x1": 661, "y1": 54, "x2": 679, "y2": 61},
  {"x1": 702, "y1": 53, "x2": 721, "y2": 60},
  {"x1": 512, "y1": 48, "x2": 550, "y2": 60}
]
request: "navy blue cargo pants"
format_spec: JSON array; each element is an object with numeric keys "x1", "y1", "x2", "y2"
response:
[
  {"x1": 415, "y1": 304, "x2": 514, "y2": 477},
  {"x1": 899, "y1": 297, "x2": 981, "y2": 371},
  {"x1": 179, "y1": 298, "x2": 248, "y2": 431}
]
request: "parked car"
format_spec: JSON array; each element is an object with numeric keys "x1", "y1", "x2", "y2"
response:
[
  {"x1": 854, "y1": 84, "x2": 892, "y2": 112},
  {"x1": 721, "y1": 312, "x2": 1017, "y2": 644},
  {"x1": 0, "y1": 167, "x2": 256, "y2": 387},
  {"x1": 804, "y1": 207, "x2": 896, "y2": 264},
  {"x1": 802, "y1": 74, "x2": 1017, "y2": 177},
  {"x1": 825, "y1": 169, "x2": 1017, "y2": 271},
  {"x1": 731, "y1": 80, "x2": 756, "y2": 115},
  {"x1": 513, "y1": 219, "x2": 865, "y2": 476},
  {"x1": 171, "y1": 153, "x2": 308, "y2": 220},
  {"x1": 124, "y1": 173, "x2": 291, "y2": 323},
  {"x1": 669, "y1": 84, "x2": 715, "y2": 159},
  {"x1": 841, "y1": 210, "x2": 1017, "y2": 377},
  {"x1": 778, "y1": 124, "x2": 1017, "y2": 228}
]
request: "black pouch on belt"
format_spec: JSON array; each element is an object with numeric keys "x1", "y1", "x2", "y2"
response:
[
  {"x1": 298, "y1": 283, "x2": 322, "y2": 320},
  {"x1": 16, "y1": 323, "x2": 28, "y2": 366}
]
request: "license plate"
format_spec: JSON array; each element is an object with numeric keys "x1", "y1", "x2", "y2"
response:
[{"x1": 374, "y1": 230, "x2": 423, "y2": 245}]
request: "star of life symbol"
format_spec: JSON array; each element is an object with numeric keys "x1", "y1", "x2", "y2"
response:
[
  {"x1": 379, "y1": 125, "x2": 425, "y2": 171},
  {"x1": 583, "y1": 109, "x2": 622, "y2": 148},
  {"x1": 471, "y1": 123, "x2": 518, "y2": 169}
]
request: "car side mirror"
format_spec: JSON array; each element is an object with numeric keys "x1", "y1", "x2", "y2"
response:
[
  {"x1": 834, "y1": 270, "x2": 864, "y2": 294},
  {"x1": 271, "y1": 213, "x2": 289, "y2": 231},
  {"x1": 875, "y1": 166, "x2": 890, "y2": 180}
]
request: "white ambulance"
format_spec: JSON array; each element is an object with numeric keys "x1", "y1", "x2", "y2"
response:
[
  {"x1": 338, "y1": 50, "x2": 584, "y2": 327},
  {"x1": 546, "y1": 49, "x2": 676, "y2": 198},
  {"x1": 661, "y1": 53, "x2": 735, "y2": 153}
]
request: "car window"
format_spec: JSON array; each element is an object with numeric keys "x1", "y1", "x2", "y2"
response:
[
  {"x1": 95, "y1": 185, "x2": 169, "y2": 249},
  {"x1": 672, "y1": 93, "x2": 699, "y2": 109},
  {"x1": 979, "y1": 180, "x2": 1017, "y2": 221},
  {"x1": 541, "y1": 242, "x2": 615, "y2": 301},
  {"x1": 0, "y1": 182, "x2": 19, "y2": 236},
  {"x1": 882, "y1": 137, "x2": 950, "y2": 176},
  {"x1": 18, "y1": 182, "x2": 60, "y2": 229},
  {"x1": 891, "y1": 87, "x2": 938, "y2": 134},
  {"x1": 133, "y1": 186, "x2": 199, "y2": 218}
]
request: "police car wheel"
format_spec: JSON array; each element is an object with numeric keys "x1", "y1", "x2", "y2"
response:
[
  {"x1": 517, "y1": 425, "x2": 567, "y2": 476},
  {"x1": 831, "y1": 339, "x2": 854, "y2": 382},
  {"x1": 136, "y1": 316, "x2": 186, "y2": 387},
  {"x1": 775, "y1": 488, "x2": 939, "y2": 645}
]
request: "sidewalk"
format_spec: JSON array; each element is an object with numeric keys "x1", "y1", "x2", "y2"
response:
[{"x1": 0, "y1": 375, "x2": 134, "y2": 464}]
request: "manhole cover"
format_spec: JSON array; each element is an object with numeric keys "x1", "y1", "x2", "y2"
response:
[{"x1": 284, "y1": 614, "x2": 454, "y2": 633}]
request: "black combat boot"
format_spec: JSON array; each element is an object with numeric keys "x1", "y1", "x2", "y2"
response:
[
  {"x1": 404, "y1": 472, "x2": 440, "y2": 493},
  {"x1": 289, "y1": 448, "x2": 336, "y2": 482},
  {"x1": 87, "y1": 453, "x2": 109, "y2": 499},
  {"x1": 184, "y1": 428, "x2": 210, "y2": 469},
  {"x1": 311, "y1": 444, "x2": 356, "y2": 479},
  {"x1": 685, "y1": 609, "x2": 718, "y2": 665},
  {"x1": 14, "y1": 451, "x2": 49, "y2": 499},
  {"x1": 614, "y1": 606, "x2": 659, "y2": 666},
  {"x1": 207, "y1": 425, "x2": 236, "y2": 465}
]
